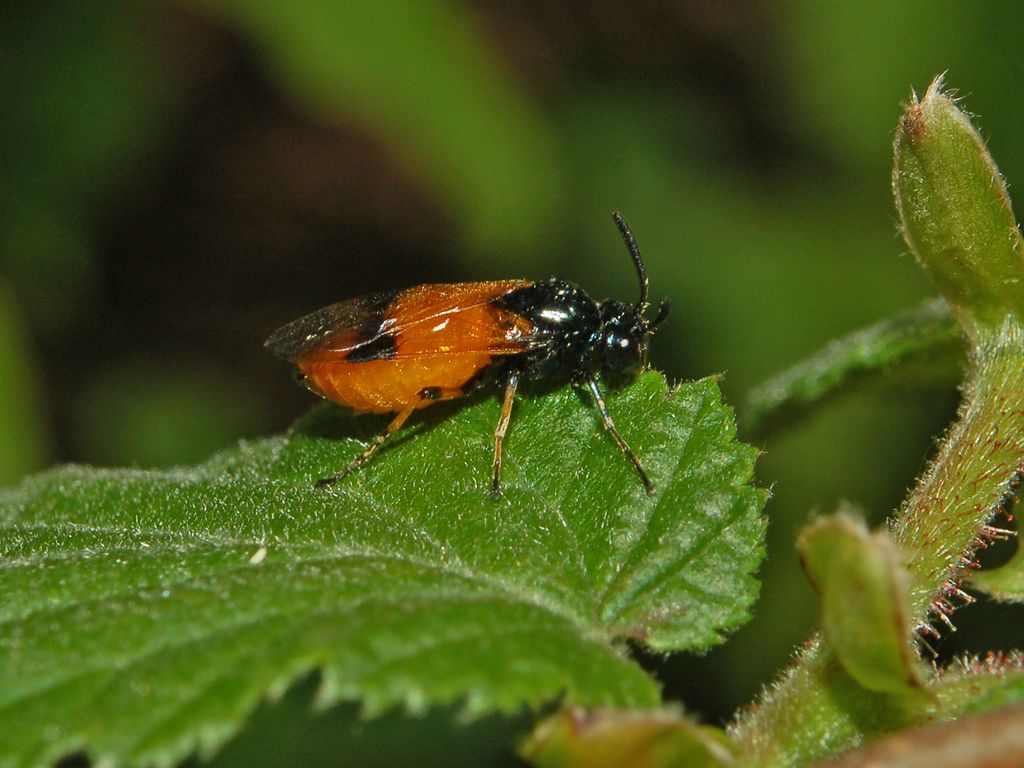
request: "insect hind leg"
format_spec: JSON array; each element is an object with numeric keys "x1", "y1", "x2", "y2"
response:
[
  {"x1": 315, "y1": 404, "x2": 416, "y2": 489},
  {"x1": 314, "y1": 384, "x2": 467, "y2": 490}
]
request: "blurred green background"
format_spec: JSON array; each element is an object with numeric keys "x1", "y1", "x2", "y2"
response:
[{"x1": 3, "y1": 1, "x2": 1023, "y2": 764}]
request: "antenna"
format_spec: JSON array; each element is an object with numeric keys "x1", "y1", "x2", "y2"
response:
[{"x1": 612, "y1": 211, "x2": 648, "y2": 310}]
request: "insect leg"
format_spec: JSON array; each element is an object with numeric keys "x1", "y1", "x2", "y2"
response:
[
  {"x1": 583, "y1": 374, "x2": 655, "y2": 495},
  {"x1": 491, "y1": 370, "x2": 520, "y2": 499},
  {"x1": 315, "y1": 403, "x2": 417, "y2": 489}
]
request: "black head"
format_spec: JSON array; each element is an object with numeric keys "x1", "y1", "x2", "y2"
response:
[{"x1": 596, "y1": 212, "x2": 670, "y2": 375}]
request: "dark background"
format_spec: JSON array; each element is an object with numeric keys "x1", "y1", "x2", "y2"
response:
[{"x1": 3, "y1": 2, "x2": 1023, "y2": 764}]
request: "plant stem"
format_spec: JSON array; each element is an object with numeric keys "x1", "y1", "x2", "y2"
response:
[{"x1": 892, "y1": 319, "x2": 1024, "y2": 624}]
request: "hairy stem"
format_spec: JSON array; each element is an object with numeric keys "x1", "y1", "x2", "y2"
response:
[{"x1": 893, "y1": 320, "x2": 1024, "y2": 623}]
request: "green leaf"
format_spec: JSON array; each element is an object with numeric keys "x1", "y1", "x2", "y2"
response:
[
  {"x1": 893, "y1": 75, "x2": 1024, "y2": 339},
  {"x1": 970, "y1": 540, "x2": 1024, "y2": 603},
  {"x1": 522, "y1": 708, "x2": 735, "y2": 768},
  {"x1": 797, "y1": 513, "x2": 926, "y2": 698},
  {"x1": 744, "y1": 298, "x2": 959, "y2": 432},
  {"x1": 0, "y1": 372, "x2": 766, "y2": 768}
]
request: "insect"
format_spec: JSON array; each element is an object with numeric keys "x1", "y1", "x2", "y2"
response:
[{"x1": 265, "y1": 211, "x2": 670, "y2": 497}]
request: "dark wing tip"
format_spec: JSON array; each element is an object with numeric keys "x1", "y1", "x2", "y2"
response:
[
  {"x1": 264, "y1": 306, "x2": 344, "y2": 361},
  {"x1": 263, "y1": 291, "x2": 399, "y2": 361},
  {"x1": 263, "y1": 319, "x2": 307, "y2": 361}
]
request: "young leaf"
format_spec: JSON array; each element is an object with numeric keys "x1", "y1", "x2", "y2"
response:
[
  {"x1": 892, "y1": 75, "x2": 1024, "y2": 339},
  {"x1": 969, "y1": 540, "x2": 1024, "y2": 603},
  {"x1": 745, "y1": 298, "x2": 958, "y2": 432},
  {"x1": 0, "y1": 372, "x2": 766, "y2": 768},
  {"x1": 797, "y1": 513, "x2": 926, "y2": 698},
  {"x1": 522, "y1": 708, "x2": 736, "y2": 768}
]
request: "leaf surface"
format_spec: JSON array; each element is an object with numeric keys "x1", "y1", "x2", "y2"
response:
[{"x1": 0, "y1": 373, "x2": 766, "y2": 767}]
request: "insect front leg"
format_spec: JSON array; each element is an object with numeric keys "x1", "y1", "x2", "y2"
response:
[
  {"x1": 581, "y1": 374, "x2": 655, "y2": 495},
  {"x1": 491, "y1": 370, "x2": 520, "y2": 499}
]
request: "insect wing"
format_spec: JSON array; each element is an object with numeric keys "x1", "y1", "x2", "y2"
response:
[
  {"x1": 264, "y1": 290, "x2": 398, "y2": 361},
  {"x1": 266, "y1": 280, "x2": 535, "y2": 363},
  {"x1": 378, "y1": 281, "x2": 536, "y2": 361}
]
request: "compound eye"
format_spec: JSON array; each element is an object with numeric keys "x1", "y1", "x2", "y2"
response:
[{"x1": 604, "y1": 329, "x2": 642, "y2": 373}]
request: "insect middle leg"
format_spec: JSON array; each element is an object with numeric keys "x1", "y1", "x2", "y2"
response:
[{"x1": 491, "y1": 370, "x2": 520, "y2": 498}]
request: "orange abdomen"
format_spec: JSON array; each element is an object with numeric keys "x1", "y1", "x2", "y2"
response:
[
  {"x1": 298, "y1": 354, "x2": 494, "y2": 414},
  {"x1": 295, "y1": 292, "x2": 533, "y2": 414}
]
